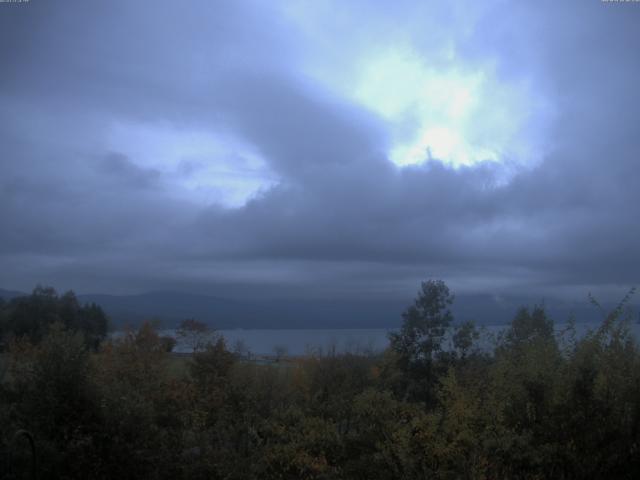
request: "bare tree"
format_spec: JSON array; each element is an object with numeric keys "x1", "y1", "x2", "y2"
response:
[
  {"x1": 273, "y1": 345, "x2": 288, "y2": 362},
  {"x1": 176, "y1": 318, "x2": 210, "y2": 353}
]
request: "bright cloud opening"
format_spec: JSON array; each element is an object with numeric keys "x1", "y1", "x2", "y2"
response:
[
  {"x1": 106, "y1": 122, "x2": 278, "y2": 208},
  {"x1": 350, "y1": 48, "x2": 543, "y2": 169}
]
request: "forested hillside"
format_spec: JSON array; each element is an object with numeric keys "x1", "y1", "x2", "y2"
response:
[{"x1": 1, "y1": 281, "x2": 639, "y2": 479}]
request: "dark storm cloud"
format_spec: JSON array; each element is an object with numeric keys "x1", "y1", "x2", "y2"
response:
[{"x1": 1, "y1": 0, "x2": 639, "y2": 301}]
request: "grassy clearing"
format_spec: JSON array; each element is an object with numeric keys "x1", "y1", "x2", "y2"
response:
[{"x1": 164, "y1": 352, "x2": 299, "y2": 380}]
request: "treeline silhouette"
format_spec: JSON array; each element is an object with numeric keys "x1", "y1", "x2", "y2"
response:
[
  {"x1": 0, "y1": 286, "x2": 108, "y2": 350},
  {"x1": 0, "y1": 281, "x2": 639, "y2": 479}
]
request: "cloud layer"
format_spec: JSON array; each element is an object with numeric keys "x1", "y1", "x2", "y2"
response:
[{"x1": 1, "y1": 0, "x2": 639, "y2": 302}]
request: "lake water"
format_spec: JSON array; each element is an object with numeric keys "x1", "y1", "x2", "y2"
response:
[
  {"x1": 165, "y1": 328, "x2": 391, "y2": 356},
  {"x1": 158, "y1": 321, "x2": 640, "y2": 356}
]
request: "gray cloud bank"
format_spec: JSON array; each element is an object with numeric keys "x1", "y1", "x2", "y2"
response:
[{"x1": 1, "y1": 0, "x2": 639, "y2": 304}]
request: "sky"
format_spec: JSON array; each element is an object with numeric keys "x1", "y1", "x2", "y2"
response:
[{"x1": 1, "y1": 0, "x2": 639, "y2": 302}]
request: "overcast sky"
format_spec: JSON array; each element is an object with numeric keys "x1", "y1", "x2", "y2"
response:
[{"x1": 1, "y1": 0, "x2": 639, "y2": 301}]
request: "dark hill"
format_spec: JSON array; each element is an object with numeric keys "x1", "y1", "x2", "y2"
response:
[{"x1": 1, "y1": 287, "x2": 623, "y2": 329}]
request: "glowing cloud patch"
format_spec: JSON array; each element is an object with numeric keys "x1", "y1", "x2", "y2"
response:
[
  {"x1": 106, "y1": 122, "x2": 278, "y2": 207},
  {"x1": 351, "y1": 48, "x2": 541, "y2": 169}
]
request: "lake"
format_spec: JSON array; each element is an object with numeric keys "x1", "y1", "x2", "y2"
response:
[{"x1": 158, "y1": 321, "x2": 640, "y2": 356}]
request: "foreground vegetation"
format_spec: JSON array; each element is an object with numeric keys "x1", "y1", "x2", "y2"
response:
[{"x1": 1, "y1": 281, "x2": 639, "y2": 479}]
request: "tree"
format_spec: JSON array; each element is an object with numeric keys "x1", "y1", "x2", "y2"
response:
[
  {"x1": 160, "y1": 335, "x2": 177, "y2": 352},
  {"x1": 388, "y1": 279, "x2": 455, "y2": 404},
  {"x1": 90, "y1": 321, "x2": 185, "y2": 479},
  {"x1": 504, "y1": 305, "x2": 554, "y2": 348},
  {"x1": 0, "y1": 286, "x2": 108, "y2": 349},
  {"x1": 452, "y1": 320, "x2": 480, "y2": 360},
  {"x1": 176, "y1": 318, "x2": 210, "y2": 353},
  {"x1": 273, "y1": 345, "x2": 288, "y2": 362},
  {"x1": 78, "y1": 301, "x2": 109, "y2": 350},
  {"x1": 390, "y1": 280, "x2": 454, "y2": 362},
  {"x1": 5, "y1": 323, "x2": 99, "y2": 477},
  {"x1": 233, "y1": 338, "x2": 251, "y2": 359},
  {"x1": 189, "y1": 336, "x2": 236, "y2": 423}
]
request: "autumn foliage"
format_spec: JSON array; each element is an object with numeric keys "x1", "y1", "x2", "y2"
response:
[{"x1": 1, "y1": 281, "x2": 639, "y2": 479}]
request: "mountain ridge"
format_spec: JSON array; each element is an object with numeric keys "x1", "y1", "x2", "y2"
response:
[{"x1": 1, "y1": 287, "x2": 620, "y2": 329}]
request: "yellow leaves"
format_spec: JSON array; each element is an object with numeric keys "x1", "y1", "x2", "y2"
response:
[
  {"x1": 257, "y1": 408, "x2": 340, "y2": 479},
  {"x1": 433, "y1": 370, "x2": 483, "y2": 463}
]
